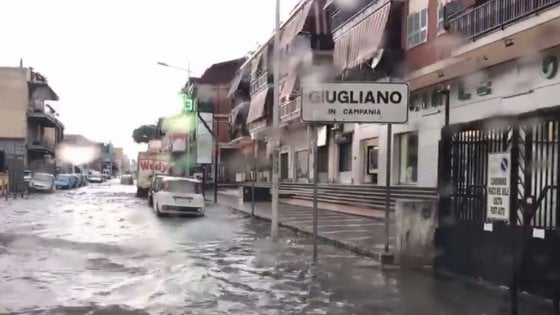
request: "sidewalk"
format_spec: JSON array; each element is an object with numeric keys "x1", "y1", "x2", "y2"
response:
[{"x1": 218, "y1": 191, "x2": 395, "y2": 263}]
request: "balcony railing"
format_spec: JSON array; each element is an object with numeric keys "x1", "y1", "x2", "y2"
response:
[
  {"x1": 448, "y1": 0, "x2": 560, "y2": 40},
  {"x1": 280, "y1": 99, "x2": 301, "y2": 123},
  {"x1": 250, "y1": 72, "x2": 269, "y2": 95},
  {"x1": 248, "y1": 118, "x2": 268, "y2": 133},
  {"x1": 27, "y1": 138, "x2": 55, "y2": 152}
]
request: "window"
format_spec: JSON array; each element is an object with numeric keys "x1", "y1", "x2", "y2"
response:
[
  {"x1": 397, "y1": 132, "x2": 418, "y2": 184},
  {"x1": 407, "y1": 9, "x2": 428, "y2": 49},
  {"x1": 318, "y1": 145, "x2": 329, "y2": 173},
  {"x1": 437, "y1": 3, "x2": 445, "y2": 34},
  {"x1": 338, "y1": 142, "x2": 352, "y2": 172},
  {"x1": 295, "y1": 150, "x2": 308, "y2": 179}
]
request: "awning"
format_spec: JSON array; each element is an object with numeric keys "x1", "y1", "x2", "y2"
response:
[
  {"x1": 281, "y1": 71, "x2": 299, "y2": 101},
  {"x1": 280, "y1": 1, "x2": 313, "y2": 47},
  {"x1": 333, "y1": 2, "x2": 391, "y2": 70},
  {"x1": 228, "y1": 71, "x2": 244, "y2": 97},
  {"x1": 247, "y1": 88, "x2": 270, "y2": 123},
  {"x1": 30, "y1": 84, "x2": 59, "y2": 101}
]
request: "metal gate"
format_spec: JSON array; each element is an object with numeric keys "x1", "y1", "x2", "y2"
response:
[{"x1": 436, "y1": 111, "x2": 560, "y2": 298}]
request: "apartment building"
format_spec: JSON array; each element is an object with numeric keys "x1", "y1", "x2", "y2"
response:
[
  {"x1": 187, "y1": 58, "x2": 246, "y2": 182},
  {"x1": 0, "y1": 67, "x2": 64, "y2": 180},
  {"x1": 230, "y1": 0, "x2": 334, "y2": 183}
]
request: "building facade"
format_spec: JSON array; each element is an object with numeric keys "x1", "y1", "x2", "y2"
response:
[
  {"x1": 0, "y1": 67, "x2": 64, "y2": 185},
  {"x1": 223, "y1": 0, "x2": 560, "y2": 294}
]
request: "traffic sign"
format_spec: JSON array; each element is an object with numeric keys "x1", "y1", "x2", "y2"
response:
[{"x1": 300, "y1": 82, "x2": 409, "y2": 123}]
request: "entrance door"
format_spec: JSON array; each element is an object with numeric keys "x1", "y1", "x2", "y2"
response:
[{"x1": 280, "y1": 152, "x2": 288, "y2": 180}]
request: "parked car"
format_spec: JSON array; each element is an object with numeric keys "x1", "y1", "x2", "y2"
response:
[
  {"x1": 88, "y1": 172, "x2": 103, "y2": 183},
  {"x1": 151, "y1": 177, "x2": 205, "y2": 217},
  {"x1": 69, "y1": 174, "x2": 80, "y2": 188},
  {"x1": 29, "y1": 173, "x2": 55, "y2": 193},
  {"x1": 55, "y1": 174, "x2": 73, "y2": 189},
  {"x1": 120, "y1": 174, "x2": 134, "y2": 185}
]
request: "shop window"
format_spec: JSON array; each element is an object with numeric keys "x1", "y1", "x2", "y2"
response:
[
  {"x1": 295, "y1": 150, "x2": 309, "y2": 179},
  {"x1": 407, "y1": 8, "x2": 428, "y2": 49},
  {"x1": 280, "y1": 152, "x2": 289, "y2": 180},
  {"x1": 317, "y1": 145, "x2": 328, "y2": 173},
  {"x1": 397, "y1": 132, "x2": 418, "y2": 184},
  {"x1": 366, "y1": 145, "x2": 378, "y2": 174},
  {"x1": 338, "y1": 142, "x2": 352, "y2": 172}
]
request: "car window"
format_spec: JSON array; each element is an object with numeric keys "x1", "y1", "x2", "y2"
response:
[{"x1": 163, "y1": 180, "x2": 199, "y2": 194}]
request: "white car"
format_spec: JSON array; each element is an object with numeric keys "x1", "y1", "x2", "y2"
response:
[
  {"x1": 88, "y1": 172, "x2": 103, "y2": 183},
  {"x1": 151, "y1": 177, "x2": 205, "y2": 217},
  {"x1": 29, "y1": 173, "x2": 55, "y2": 192}
]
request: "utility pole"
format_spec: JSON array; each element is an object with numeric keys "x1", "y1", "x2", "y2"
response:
[{"x1": 271, "y1": 0, "x2": 281, "y2": 241}]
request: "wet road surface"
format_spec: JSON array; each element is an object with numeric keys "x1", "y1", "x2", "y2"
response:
[{"x1": 0, "y1": 181, "x2": 553, "y2": 314}]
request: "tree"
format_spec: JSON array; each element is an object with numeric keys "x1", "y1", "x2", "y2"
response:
[{"x1": 132, "y1": 124, "x2": 158, "y2": 144}]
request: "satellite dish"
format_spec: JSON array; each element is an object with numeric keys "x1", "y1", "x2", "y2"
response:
[{"x1": 370, "y1": 49, "x2": 384, "y2": 70}]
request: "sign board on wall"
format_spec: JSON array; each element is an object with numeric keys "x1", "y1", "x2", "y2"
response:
[
  {"x1": 486, "y1": 152, "x2": 511, "y2": 221},
  {"x1": 300, "y1": 82, "x2": 409, "y2": 123},
  {"x1": 196, "y1": 112, "x2": 213, "y2": 164}
]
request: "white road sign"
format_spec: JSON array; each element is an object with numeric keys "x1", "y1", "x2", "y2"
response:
[
  {"x1": 300, "y1": 82, "x2": 409, "y2": 123},
  {"x1": 486, "y1": 152, "x2": 511, "y2": 222}
]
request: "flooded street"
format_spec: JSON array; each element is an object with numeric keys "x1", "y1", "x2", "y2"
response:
[{"x1": 0, "y1": 181, "x2": 552, "y2": 315}]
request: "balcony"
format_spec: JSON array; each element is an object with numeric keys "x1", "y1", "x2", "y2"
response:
[
  {"x1": 280, "y1": 98, "x2": 301, "y2": 124},
  {"x1": 250, "y1": 72, "x2": 270, "y2": 95},
  {"x1": 329, "y1": 0, "x2": 377, "y2": 31},
  {"x1": 27, "y1": 100, "x2": 64, "y2": 128},
  {"x1": 448, "y1": 0, "x2": 560, "y2": 41},
  {"x1": 408, "y1": 0, "x2": 560, "y2": 90},
  {"x1": 27, "y1": 138, "x2": 55, "y2": 153}
]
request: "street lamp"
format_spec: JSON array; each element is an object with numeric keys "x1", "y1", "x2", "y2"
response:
[{"x1": 157, "y1": 61, "x2": 192, "y2": 74}]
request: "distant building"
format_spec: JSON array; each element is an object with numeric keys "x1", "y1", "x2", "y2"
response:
[{"x1": 0, "y1": 67, "x2": 64, "y2": 187}]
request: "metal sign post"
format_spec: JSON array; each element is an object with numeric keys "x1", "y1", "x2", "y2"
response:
[
  {"x1": 301, "y1": 81, "x2": 409, "y2": 260},
  {"x1": 384, "y1": 123, "x2": 392, "y2": 253},
  {"x1": 312, "y1": 125, "x2": 319, "y2": 261}
]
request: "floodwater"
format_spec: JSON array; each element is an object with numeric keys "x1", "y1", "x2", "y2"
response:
[{"x1": 0, "y1": 181, "x2": 552, "y2": 314}]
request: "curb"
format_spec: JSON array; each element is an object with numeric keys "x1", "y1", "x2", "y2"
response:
[{"x1": 226, "y1": 204, "x2": 394, "y2": 265}]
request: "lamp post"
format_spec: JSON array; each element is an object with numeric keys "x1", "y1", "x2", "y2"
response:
[
  {"x1": 157, "y1": 61, "x2": 196, "y2": 176},
  {"x1": 270, "y1": 0, "x2": 281, "y2": 241}
]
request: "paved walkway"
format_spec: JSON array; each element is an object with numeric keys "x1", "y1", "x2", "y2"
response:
[{"x1": 218, "y1": 192, "x2": 395, "y2": 263}]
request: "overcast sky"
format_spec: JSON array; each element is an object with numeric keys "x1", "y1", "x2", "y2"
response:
[{"x1": 0, "y1": 0, "x2": 299, "y2": 159}]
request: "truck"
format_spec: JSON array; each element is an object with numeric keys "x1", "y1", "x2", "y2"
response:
[{"x1": 136, "y1": 151, "x2": 171, "y2": 197}]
